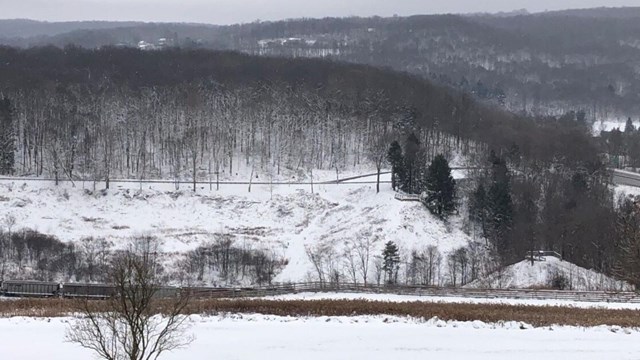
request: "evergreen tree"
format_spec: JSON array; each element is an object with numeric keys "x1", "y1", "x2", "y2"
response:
[
  {"x1": 403, "y1": 133, "x2": 421, "y2": 193},
  {"x1": 576, "y1": 110, "x2": 587, "y2": 125},
  {"x1": 487, "y1": 154, "x2": 513, "y2": 254},
  {"x1": 629, "y1": 132, "x2": 640, "y2": 167},
  {"x1": 625, "y1": 117, "x2": 636, "y2": 134},
  {"x1": 0, "y1": 97, "x2": 15, "y2": 175},
  {"x1": 469, "y1": 183, "x2": 488, "y2": 239},
  {"x1": 607, "y1": 128, "x2": 624, "y2": 167},
  {"x1": 624, "y1": 118, "x2": 637, "y2": 165},
  {"x1": 382, "y1": 241, "x2": 400, "y2": 284},
  {"x1": 424, "y1": 154, "x2": 456, "y2": 218},
  {"x1": 387, "y1": 141, "x2": 405, "y2": 191}
]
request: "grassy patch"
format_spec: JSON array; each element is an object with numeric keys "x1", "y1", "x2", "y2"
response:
[{"x1": 2, "y1": 298, "x2": 640, "y2": 328}]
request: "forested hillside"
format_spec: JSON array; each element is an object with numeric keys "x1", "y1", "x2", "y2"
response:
[
  {"x1": 2, "y1": 8, "x2": 639, "y2": 120},
  {"x1": 0, "y1": 46, "x2": 600, "y2": 182},
  {"x1": 0, "y1": 19, "x2": 143, "y2": 38}
]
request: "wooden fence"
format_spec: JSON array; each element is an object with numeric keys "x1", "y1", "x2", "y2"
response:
[
  {"x1": 184, "y1": 282, "x2": 640, "y2": 304},
  {"x1": 4, "y1": 280, "x2": 640, "y2": 303}
]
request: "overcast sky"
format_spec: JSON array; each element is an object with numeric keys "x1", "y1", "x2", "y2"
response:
[{"x1": 1, "y1": 0, "x2": 640, "y2": 24}]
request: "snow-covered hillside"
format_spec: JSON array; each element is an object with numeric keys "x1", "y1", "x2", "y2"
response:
[
  {"x1": 1, "y1": 170, "x2": 628, "y2": 289},
  {"x1": 467, "y1": 257, "x2": 631, "y2": 291},
  {"x1": 615, "y1": 184, "x2": 640, "y2": 198},
  {"x1": 0, "y1": 173, "x2": 472, "y2": 284}
]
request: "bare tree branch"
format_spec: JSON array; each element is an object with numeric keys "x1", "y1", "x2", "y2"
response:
[{"x1": 66, "y1": 237, "x2": 194, "y2": 360}]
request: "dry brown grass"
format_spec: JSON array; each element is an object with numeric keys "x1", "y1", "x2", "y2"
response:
[
  {"x1": 2, "y1": 297, "x2": 640, "y2": 328},
  {"x1": 0, "y1": 298, "x2": 83, "y2": 317}
]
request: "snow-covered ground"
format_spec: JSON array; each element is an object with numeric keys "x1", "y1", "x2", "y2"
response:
[
  {"x1": 0, "y1": 174, "x2": 472, "y2": 283},
  {"x1": 615, "y1": 184, "x2": 640, "y2": 198},
  {"x1": 0, "y1": 170, "x2": 629, "y2": 289},
  {"x1": 4, "y1": 315, "x2": 640, "y2": 360},
  {"x1": 263, "y1": 292, "x2": 640, "y2": 310},
  {"x1": 592, "y1": 119, "x2": 640, "y2": 135},
  {"x1": 467, "y1": 257, "x2": 630, "y2": 291}
]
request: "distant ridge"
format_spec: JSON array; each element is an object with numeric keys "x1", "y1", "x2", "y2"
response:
[
  {"x1": 541, "y1": 6, "x2": 640, "y2": 19},
  {"x1": 2, "y1": 6, "x2": 640, "y2": 118},
  {"x1": 0, "y1": 19, "x2": 145, "y2": 38}
]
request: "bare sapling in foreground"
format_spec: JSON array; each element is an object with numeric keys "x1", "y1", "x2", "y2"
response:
[{"x1": 66, "y1": 239, "x2": 194, "y2": 360}]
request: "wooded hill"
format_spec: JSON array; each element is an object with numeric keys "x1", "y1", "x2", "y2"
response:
[
  {"x1": 0, "y1": 19, "x2": 145, "y2": 38},
  {"x1": 0, "y1": 46, "x2": 599, "y2": 181},
  {"x1": 2, "y1": 8, "x2": 639, "y2": 118},
  {"x1": 0, "y1": 46, "x2": 631, "y2": 281}
]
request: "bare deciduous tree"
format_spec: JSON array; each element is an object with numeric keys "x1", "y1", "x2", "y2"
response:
[
  {"x1": 342, "y1": 240, "x2": 359, "y2": 285},
  {"x1": 353, "y1": 234, "x2": 379, "y2": 286},
  {"x1": 305, "y1": 242, "x2": 338, "y2": 287},
  {"x1": 367, "y1": 133, "x2": 392, "y2": 193},
  {"x1": 3, "y1": 214, "x2": 15, "y2": 233},
  {"x1": 66, "y1": 243, "x2": 193, "y2": 360},
  {"x1": 614, "y1": 199, "x2": 640, "y2": 287}
]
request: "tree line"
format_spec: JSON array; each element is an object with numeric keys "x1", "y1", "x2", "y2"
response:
[{"x1": 0, "y1": 229, "x2": 284, "y2": 285}]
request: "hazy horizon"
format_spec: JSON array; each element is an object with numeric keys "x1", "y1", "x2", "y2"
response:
[{"x1": 0, "y1": 0, "x2": 639, "y2": 25}]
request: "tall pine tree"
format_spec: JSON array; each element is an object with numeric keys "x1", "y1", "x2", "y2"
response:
[
  {"x1": 487, "y1": 152, "x2": 513, "y2": 256},
  {"x1": 387, "y1": 141, "x2": 405, "y2": 191},
  {"x1": 424, "y1": 154, "x2": 456, "y2": 218},
  {"x1": 625, "y1": 117, "x2": 636, "y2": 134},
  {"x1": 0, "y1": 97, "x2": 15, "y2": 175},
  {"x1": 382, "y1": 241, "x2": 400, "y2": 285},
  {"x1": 403, "y1": 133, "x2": 420, "y2": 193},
  {"x1": 469, "y1": 183, "x2": 488, "y2": 240}
]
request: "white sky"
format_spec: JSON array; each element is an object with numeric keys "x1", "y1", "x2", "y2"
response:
[{"x1": 0, "y1": 0, "x2": 639, "y2": 24}]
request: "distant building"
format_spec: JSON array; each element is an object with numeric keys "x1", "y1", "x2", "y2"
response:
[{"x1": 137, "y1": 41, "x2": 156, "y2": 51}]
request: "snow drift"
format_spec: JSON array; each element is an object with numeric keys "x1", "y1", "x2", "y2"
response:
[{"x1": 466, "y1": 256, "x2": 631, "y2": 291}]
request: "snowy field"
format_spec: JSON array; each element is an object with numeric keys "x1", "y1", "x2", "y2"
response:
[
  {"x1": 263, "y1": 292, "x2": 640, "y2": 310},
  {"x1": 3, "y1": 315, "x2": 640, "y2": 360}
]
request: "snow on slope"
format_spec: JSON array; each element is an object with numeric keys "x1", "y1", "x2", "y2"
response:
[
  {"x1": 592, "y1": 119, "x2": 640, "y2": 135},
  {"x1": 466, "y1": 256, "x2": 631, "y2": 291},
  {"x1": 4, "y1": 315, "x2": 640, "y2": 360},
  {"x1": 615, "y1": 184, "x2": 640, "y2": 198},
  {"x1": 0, "y1": 176, "x2": 472, "y2": 283}
]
